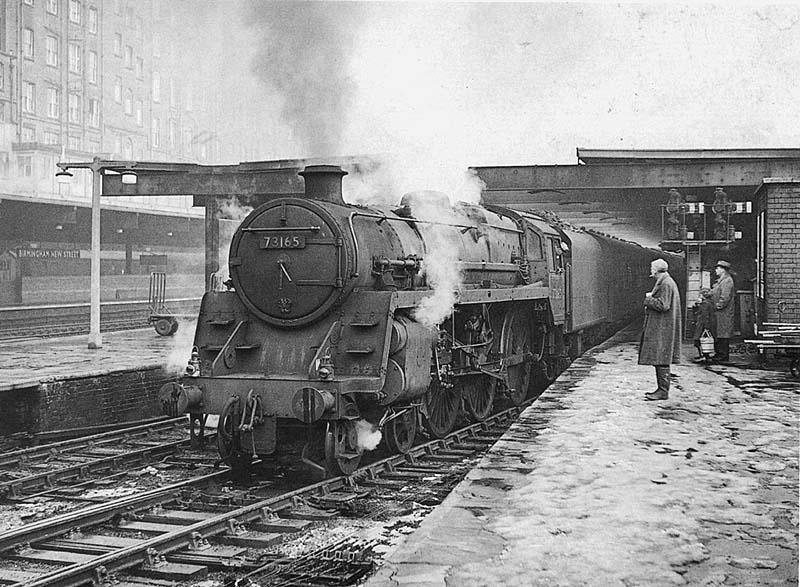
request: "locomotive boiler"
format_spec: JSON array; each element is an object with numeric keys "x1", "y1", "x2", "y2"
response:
[{"x1": 162, "y1": 164, "x2": 682, "y2": 476}]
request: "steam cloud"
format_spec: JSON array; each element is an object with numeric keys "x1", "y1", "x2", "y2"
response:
[
  {"x1": 164, "y1": 319, "x2": 196, "y2": 376},
  {"x1": 355, "y1": 419, "x2": 382, "y2": 453}
]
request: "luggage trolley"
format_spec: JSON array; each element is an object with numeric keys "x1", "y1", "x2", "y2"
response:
[{"x1": 148, "y1": 271, "x2": 193, "y2": 336}]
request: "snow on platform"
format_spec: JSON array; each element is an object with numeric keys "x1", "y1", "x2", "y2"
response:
[{"x1": 367, "y1": 324, "x2": 799, "y2": 586}]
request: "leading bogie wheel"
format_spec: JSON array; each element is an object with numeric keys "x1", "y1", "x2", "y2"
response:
[
  {"x1": 462, "y1": 375, "x2": 497, "y2": 422},
  {"x1": 423, "y1": 377, "x2": 460, "y2": 438},
  {"x1": 324, "y1": 420, "x2": 362, "y2": 476},
  {"x1": 384, "y1": 408, "x2": 417, "y2": 454}
]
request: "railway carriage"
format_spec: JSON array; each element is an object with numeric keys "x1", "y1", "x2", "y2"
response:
[{"x1": 161, "y1": 165, "x2": 683, "y2": 476}]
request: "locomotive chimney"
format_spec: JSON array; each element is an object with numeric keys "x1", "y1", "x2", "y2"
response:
[{"x1": 299, "y1": 165, "x2": 348, "y2": 206}]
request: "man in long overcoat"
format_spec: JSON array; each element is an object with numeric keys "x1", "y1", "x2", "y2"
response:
[
  {"x1": 710, "y1": 260, "x2": 735, "y2": 362},
  {"x1": 638, "y1": 258, "x2": 682, "y2": 400}
]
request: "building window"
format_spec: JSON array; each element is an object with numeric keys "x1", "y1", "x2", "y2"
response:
[
  {"x1": 0, "y1": 64, "x2": 4, "y2": 91},
  {"x1": 124, "y1": 45, "x2": 132, "y2": 68},
  {"x1": 135, "y1": 99, "x2": 143, "y2": 126},
  {"x1": 47, "y1": 0, "x2": 58, "y2": 15},
  {"x1": 169, "y1": 78, "x2": 176, "y2": 108},
  {"x1": 46, "y1": 87, "x2": 60, "y2": 118},
  {"x1": 88, "y1": 139, "x2": 100, "y2": 153},
  {"x1": 185, "y1": 87, "x2": 193, "y2": 111},
  {"x1": 44, "y1": 129, "x2": 59, "y2": 145},
  {"x1": 135, "y1": 57, "x2": 143, "y2": 79},
  {"x1": 113, "y1": 33, "x2": 122, "y2": 56},
  {"x1": 168, "y1": 118, "x2": 176, "y2": 148},
  {"x1": 68, "y1": 135, "x2": 81, "y2": 151},
  {"x1": 22, "y1": 29, "x2": 34, "y2": 59},
  {"x1": 152, "y1": 71, "x2": 160, "y2": 102},
  {"x1": 151, "y1": 117, "x2": 160, "y2": 148},
  {"x1": 124, "y1": 89, "x2": 132, "y2": 115},
  {"x1": 18, "y1": 156, "x2": 33, "y2": 177},
  {"x1": 69, "y1": 43, "x2": 82, "y2": 74},
  {"x1": 88, "y1": 6, "x2": 98, "y2": 33},
  {"x1": 88, "y1": 51, "x2": 98, "y2": 83},
  {"x1": 68, "y1": 93, "x2": 81, "y2": 123},
  {"x1": 69, "y1": 0, "x2": 81, "y2": 23},
  {"x1": 22, "y1": 125, "x2": 36, "y2": 142},
  {"x1": 152, "y1": 34, "x2": 160, "y2": 57},
  {"x1": 114, "y1": 77, "x2": 122, "y2": 102},
  {"x1": 22, "y1": 82, "x2": 35, "y2": 113},
  {"x1": 46, "y1": 36, "x2": 59, "y2": 67},
  {"x1": 88, "y1": 98, "x2": 100, "y2": 127}
]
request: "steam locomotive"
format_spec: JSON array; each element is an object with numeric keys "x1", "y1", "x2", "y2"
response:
[{"x1": 161, "y1": 165, "x2": 683, "y2": 476}]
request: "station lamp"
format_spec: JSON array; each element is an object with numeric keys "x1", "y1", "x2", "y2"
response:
[
  {"x1": 55, "y1": 169, "x2": 74, "y2": 183},
  {"x1": 120, "y1": 170, "x2": 138, "y2": 185}
]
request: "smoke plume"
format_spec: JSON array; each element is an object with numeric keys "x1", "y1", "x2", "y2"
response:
[{"x1": 244, "y1": 2, "x2": 360, "y2": 157}]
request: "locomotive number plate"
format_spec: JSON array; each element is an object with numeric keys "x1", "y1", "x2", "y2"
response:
[{"x1": 261, "y1": 235, "x2": 306, "y2": 249}]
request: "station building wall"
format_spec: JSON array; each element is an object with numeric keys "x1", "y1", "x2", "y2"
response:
[{"x1": 755, "y1": 180, "x2": 800, "y2": 325}]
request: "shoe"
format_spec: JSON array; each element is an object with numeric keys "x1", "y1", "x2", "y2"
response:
[
  {"x1": 645, "y1": 390, "x2": 668, "y2": 401},
  {"x1": 692, "y1": 357, "x2": 708, "y2": 364}
]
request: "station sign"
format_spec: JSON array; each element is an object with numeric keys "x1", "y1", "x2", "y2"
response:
[{"x1": 15, "y1": 248, "x2": 81, "y2": 260}]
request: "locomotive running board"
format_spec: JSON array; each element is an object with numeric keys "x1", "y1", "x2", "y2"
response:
[{"x1": 390, "y1": 285, "x2": 549, "y2": 309}]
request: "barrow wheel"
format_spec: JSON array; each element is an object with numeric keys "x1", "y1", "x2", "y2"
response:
[
  {"x1": 154, "y1": 318, "x2": 174, "y2": 336},
  {"x1": 169, "y1": 319, "x2": 179, "y2": 335},
  {"x1": 384, "y1": 408, "x2": 417, "y2": 454},
  {"x1": 423, "y1": 377, "x2": 460, "y2": 438},
  {"x1": 324, "y1": 420, "x2": 362, "y2": 476},
  {"x1": 462, "y1": 375, "x2": 497, "y2": 422},
  {"x1": 501, "y1": 310, "x2": 533, "y2": 406}
]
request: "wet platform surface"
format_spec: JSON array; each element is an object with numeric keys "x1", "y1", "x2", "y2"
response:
[
  {"x1": 367, "y1": 324, "x2": 799, "y2": 586},
  {"x1": 0, "y1": 323, "x2": 196, "y2": 391}
]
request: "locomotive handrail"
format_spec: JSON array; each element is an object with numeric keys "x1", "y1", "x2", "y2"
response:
[{"x1": 240, "y1": 226, "x2": 321, "y2": 232}]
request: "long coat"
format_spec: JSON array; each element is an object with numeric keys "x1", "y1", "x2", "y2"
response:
[
  {"x1": 711, "y1": 273, "x2": 735, "y2": 338},
  {"x1": 639, "y1": 271, "x2": 682, "y2": 365}
]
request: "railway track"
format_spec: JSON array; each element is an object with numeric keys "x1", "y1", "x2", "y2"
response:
[
  {"x1": 0, "y1": 417, "x2": 216, "y2": 504},
  {"x1": 0, "y1": 298, "x2": 200, "y2": 340},
  {"x1": 0, "y1": 400, "x2": 550, "y2": 587}
]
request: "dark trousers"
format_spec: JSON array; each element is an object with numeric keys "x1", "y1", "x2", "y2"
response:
[
  {"x1": 655, "y1": 365, "x2": 671, "y2": 393},
  {"x1": 714, "y1": 338, "x2": 730, "y2": 360}
]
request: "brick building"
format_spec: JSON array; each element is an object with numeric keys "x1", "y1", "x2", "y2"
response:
[
  {"x1": 0, "y1": 0, "x2": 260, "y2": 210},
  {"x1": 754, "y1": 178, "x2": 800, "y2": 326}
]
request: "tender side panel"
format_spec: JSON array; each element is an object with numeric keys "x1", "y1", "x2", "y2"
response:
[{"x1": 564, "y1": 231, "x2": 606, "y2": 332}]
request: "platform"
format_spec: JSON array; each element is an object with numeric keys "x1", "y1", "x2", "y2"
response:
[
  {"x1": 0, "y1": 324, "x2": 197, "y2": 392},
  {"x1": 367, "y1": 324, "x2": 799, "y2": 586},
  {"x1": 0, "y1": 324, "x2": 197, "y2": 437}
]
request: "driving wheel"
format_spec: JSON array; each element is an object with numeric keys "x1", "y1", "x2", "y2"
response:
[
  {"x1": 501, "y1": 309, "x2": 533, "y2": 406},
  {"x1": 462, "y1": 375, "x2": 497, "y2": 422},
  {"x1": 423, "y1": 377, "x2": 460, "y2": 438}
]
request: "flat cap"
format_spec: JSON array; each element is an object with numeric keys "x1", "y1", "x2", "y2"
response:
[{"x1": 716, "y1": 260, "x2": 731, "y2": 269}]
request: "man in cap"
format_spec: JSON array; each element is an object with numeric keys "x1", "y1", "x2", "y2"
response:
[
  {"x1": 710, "y1": 260, "x2": 735, "y2": 363},
  {"x1": 638, "y1": 258, "x2": 682, "y2": 400}
]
